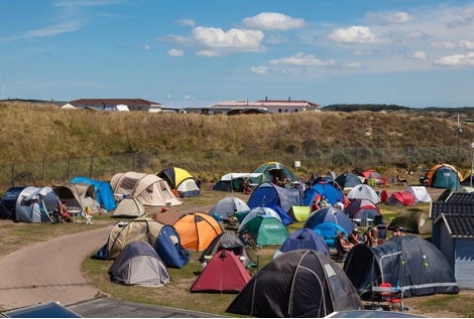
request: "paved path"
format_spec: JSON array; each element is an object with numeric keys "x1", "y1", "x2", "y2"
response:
[{"x1": 0, "y1": 226, "x2": 112, "y2": 310}]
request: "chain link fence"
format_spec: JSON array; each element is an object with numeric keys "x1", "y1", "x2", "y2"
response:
[{"x1": 0, "y1": 146, "x2": 468, "y2": 193}]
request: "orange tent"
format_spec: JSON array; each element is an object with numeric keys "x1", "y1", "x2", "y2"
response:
[
  {"x1": 424, "y1": 164, "x2": 463, "y2": 188},
  {"x1": 173, "y1": 212, "x2": 223, "y2": 251}
]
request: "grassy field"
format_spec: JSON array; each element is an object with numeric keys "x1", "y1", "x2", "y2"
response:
[{"x1": 1, "y1": 184, "x2": 472, "y2": 317}]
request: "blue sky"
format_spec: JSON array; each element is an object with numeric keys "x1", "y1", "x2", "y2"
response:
[{"x1": 2, "y1": 0, "x2": 474, "y2": 107}]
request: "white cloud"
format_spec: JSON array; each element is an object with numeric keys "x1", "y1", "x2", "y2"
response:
[
  {"x1": 269, "y1": 53, "x2": 335, "y2": 67},
  {"x1": 183, "y1": 95, "x2": 194, "y2": 100},
  {"x1": 446, "y1": 7, "x2": 474, "y2": 28},
  {"x1": 429, "y1": 41, "x2": 456, "y2": 49},
  {"x1": 144, "y1": 44, "x2": 151, "y2": 50},
  {"x1": 168, "y1": 49, "x2": 183, "y2": 57},
  {"x1": 242, "y1": 12, "x2": 305, "y2": 30},
  {"x1": 409, "y1": 50, "x2": 427, "y2": 60},
  {"x1": 265, "y1": 35, "x2": 289, "y2": 44},
  {"x1": 366, "y1": 11, "x2": 415, "y2": 25},
  {"x1": 195, "y1": 50, "x2": 222, "y2": 57},
  {"x1": 177, "y1": 18, "x2": 195, "y2": 27},
  {"x1": 250, "y1": 66, "x2": 268, "y2": 75},
  {"x1": 459, "y1": 40, "x2": 474, "y2": 49},
  {"x1": 327, "y1": 26, "x2": 378, "y2": 44},
  {"x1": 434, "y1": 52, "x2": 474, "y2": 66},
  {"x1": 192, "y1": 26, "x2": 265, "y2": 52}
]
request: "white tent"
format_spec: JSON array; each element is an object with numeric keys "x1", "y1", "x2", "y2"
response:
[
  {"x1": 346, "y1": 185, "x2": 380, "y2": 204},
  {"x1": 110, "y1": 171, "x2": 182, "y2": 207},
  {"x1": 407, "y1": 186, "x2": 432, "y2": 203},
  {"x1": 220, "y1": 173, "x2": 263, "y2": 181}
]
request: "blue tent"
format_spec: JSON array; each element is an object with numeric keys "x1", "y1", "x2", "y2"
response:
[
  {"x1": 0, "y1": 186, "x2": 26, "y2": 220},
  {"x1": 311, "y1": 222, "x2": 349, "y2": 248},
  {"x1": 279, "y1": 228, "x2": 330, "y2": 256},
  {"x1": 304, "y1": 206, "x2": 354, "y2": 234},
  {"x1": 155, "y1": 224, "x2": 190, "y2": 269},
  {"x1": 247, "y1": 182, "x2": 301, "y2": 213},
  {"x1": 302, "y1": 182, "x2": 345, "y2": 206},
  {"x1": 70, "y1": 176, "x2": 116, "y2": 211}
]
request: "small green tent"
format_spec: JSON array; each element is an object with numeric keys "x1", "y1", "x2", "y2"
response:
[
  {"x1": 239, "y1": 215, "x2": 289, "y2": 246},
  {"x1": 251, "y1": 161, "x2": 298, "y2": 184},
  {"x1": 387, "y1": 209, "x2": 432, "y2": 235}
]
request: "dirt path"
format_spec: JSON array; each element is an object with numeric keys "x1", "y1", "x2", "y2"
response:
[{"x1": 0, "y1": 226, "x2": 112, "y2": 310}]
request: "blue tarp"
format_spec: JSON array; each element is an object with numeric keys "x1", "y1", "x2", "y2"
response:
[{"x1": 70, "y1": 176, "x2": 116, "y2": 211}]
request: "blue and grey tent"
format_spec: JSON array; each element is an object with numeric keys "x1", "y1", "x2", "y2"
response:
[
  {"x1": 109, "y1": 241, "x2": 170, "y2": 287},
  {"x1": 277, "y1": 228, "x2": 330, "y2": 256},
  {"x1": 302, "y1": 182, "x2": 345, "y2": 206},
  {"x1": 0, "y1": 186, "x2": 58, "y2": 223},
  {"x1": 304, "y1": 206, "x2": 354, "y2": 234},
  {"x1": 247, "y1": 182, "x2": 301, "y2": 213},
  {"x1": 335, "y1": 172, "x2": 363, "y2": 191},
  {"x1": 70, "y1": 176, "x2": 116, "y2": 211},
  {"x1": 343, "y1": 235, "x2": 459, "y2": 298}
]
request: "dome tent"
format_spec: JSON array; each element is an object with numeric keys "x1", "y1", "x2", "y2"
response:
[
  {"x1": 250, "y1": 161, "x2": 299, "y2": 184},
  {"x1": 343, "y1": 236, "x2": 458, "y2": 298},
  {"x1": 275, "y1": 228, "x2": 330, "y2": 257},
  {"x1": 109, "y1": 241, "x2": 170, "y2": 287},
  {"x1": 227, "y1": 250, "x2": 363, "y2": 318},
  {"x1": 157, "y1": 167, "x2": 201, "y2": 197},
  {"x1": 208, "y1": 196, "x2": 250, "y2": 221},
  {"x1": 424, "y1": 164, "x2": 463, "y2": 189}
]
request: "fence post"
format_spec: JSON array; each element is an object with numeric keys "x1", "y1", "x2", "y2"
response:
[
  {"x1": 67, "y1": 153, "x2": 74, "y2": 181},
  {"x1": 11, "y1": 157, "x2": 16, "y2": 187},
  {"x1": 41, "y1": 156, "x2": 47, "y2": 182},
  {"x1": 133, "y1": 152, "x2": 137, "y2": 171}
]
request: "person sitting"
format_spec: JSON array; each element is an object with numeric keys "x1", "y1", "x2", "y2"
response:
[
  {"x1": 335, "y1": 232, "x2": 353, "y2": 261},
  {"x1": 348, "y1": 228, "x2": 360, "y2": 245},
  {"x1": 334, "y1": 199, "x2": 345, "y2": 213},
  {"x1": 364, "y1": 227, "x2": 378, "y2": 247},
  {"x1": 58, "y1": 201, "x2": 71, "y2": 223},
  {"x1": 318, "y1": 196, "x2": 329, "y2": 208},
  {"x1": 311, "y1": 198, "x2": 321, "y2": 213},
  {"x1": 390, "y1": 227, "x2": 405, "y2": 239}
]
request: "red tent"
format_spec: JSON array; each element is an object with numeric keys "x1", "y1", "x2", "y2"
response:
[
  {"x1": 387, "y1": 191, "x2": 415, "y2": 206},
  {"x1": 190, "y1": 250, "x2": 251, "y2": 293}
]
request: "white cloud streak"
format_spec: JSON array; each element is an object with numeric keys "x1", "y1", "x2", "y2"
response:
[
  {"x1": 366, "y1": 11, "x2": 416, "y2": 25},
  {"x1": 435, "y1": 52, "x2": 474, "y2": 66},
  {"x1": 269, "y1": 53, "x2": 335, "y2": 67}
]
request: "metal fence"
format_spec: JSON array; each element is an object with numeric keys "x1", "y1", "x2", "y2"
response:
[{"x1": 0, "y1": 145, "x2": 468, "y2": 193}]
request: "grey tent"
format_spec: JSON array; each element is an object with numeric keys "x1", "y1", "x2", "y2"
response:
[
  {"x1": 14, "y1": 186, "x2": 58, "y2": 223},
  {"x1": 343, "y1": 235, "x2": 459, "y2": 298},
  {"x1": 109, "y1": 241, "x2": 170, "y2": 287},
  {"x1": 208, "y1": 196, "x2": 250, "y2": 221},
  {"x1": 227, "y1": 249, "x2": 363, "y2": 318},
  {"x1": 198, "y1": 231, "x2": 255, "y2": 268}
]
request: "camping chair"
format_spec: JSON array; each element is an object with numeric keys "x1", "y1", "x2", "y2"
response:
[
  {"x1": 83, "y1": 206, "x2": 93, "y2": 225},
  {"x1": 373, "y1": 282, "x2": 403, "y2": 310}
]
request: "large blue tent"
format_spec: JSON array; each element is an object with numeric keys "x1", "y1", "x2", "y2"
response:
[
  {"x1": 70, "y1": 176, "x2": 116, "y2": 211},
  {"x1": 304, "y1": 206, "x2": 354, "y2": 234},
  {"x1": 302, "y1": 182, "x2": 345, "y2": 206}
]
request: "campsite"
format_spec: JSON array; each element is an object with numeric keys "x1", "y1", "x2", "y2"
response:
[
  {"x1": 2, "y1": 105, "x2": 474, "y2": 317},
  {"x1": 1, "y1": 174, "x2": 474, "y2": 317}
]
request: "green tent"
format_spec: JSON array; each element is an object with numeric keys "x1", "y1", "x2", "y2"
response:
[
  {"x1": 387, "y1": 209, "x2": 432, "y2": 235},
  {"x1": 251, "y1": 161, "x2": 298, "y2": 184},
  {"x1": 240, "y1": 216, "x2": 289, "y2": 247}
]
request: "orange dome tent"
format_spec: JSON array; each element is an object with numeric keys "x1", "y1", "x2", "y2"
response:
[{"x1": 173, "y1": 212, "x2": 223, "y2": 251}]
